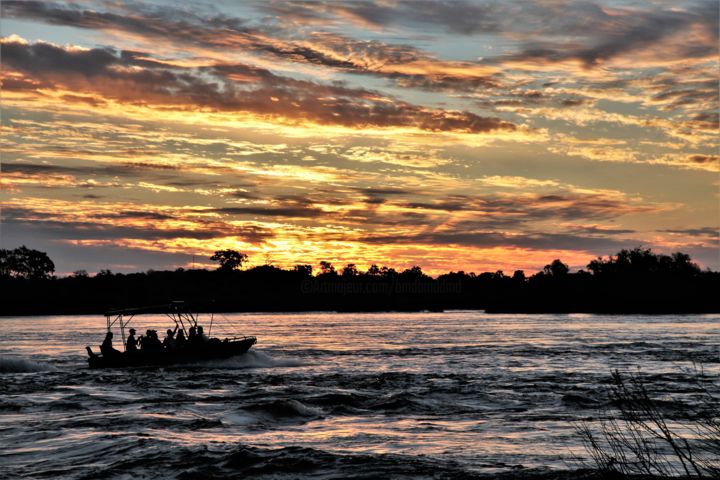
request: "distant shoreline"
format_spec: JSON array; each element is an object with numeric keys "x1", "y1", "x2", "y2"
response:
[
  {"x1": 3, "y1": 248, "x2": 718, "y2": 316},
  {"x1": 2, "y1": 306, "x2": 718, "y2": 317}
]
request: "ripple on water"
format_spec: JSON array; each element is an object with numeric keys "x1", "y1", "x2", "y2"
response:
[{"x1": 0, "y1": 312, "x2": 718, "y2": 479}]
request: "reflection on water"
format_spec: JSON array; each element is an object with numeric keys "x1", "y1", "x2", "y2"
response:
[{"x1": 1, "y1": 312, "x2": 718, "y2": 479}]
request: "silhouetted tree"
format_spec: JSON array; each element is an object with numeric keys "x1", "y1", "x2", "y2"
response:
[
  {"x1": 399, "y1": 265, "x2": 425, "y2": 280},
  {"x1": 319, "y1": 261, "x2": 336, "y2": 275},
  {"x1": 366, "y1": 264, "x2": 381, "y2": 276},
  {"x1": 210, "y1": 249, "x2": 247, "y2": 271},
  {"x1": 380, "y1": 266, "x2": 397, "y2": 278},
  {"x1": 587, "y1": 247, "x2": 700, "y2": 277},
  {"x1": 512, "y1": 270, "x2": 526, "y2": 282},
  {"x1": 342, "y1": 264, "x2": 358, "y2": 277},
  {"x1": 0, "y1": 246, "x2": 55, "y2": 279},
  {"x1": 293, "y1": 264, "x2": 313, "y2": 276},
  {"x1": 543, "y1": 259, "x2": 569, "y2": 277},
  {"x1": 72, "y1": 270, "x2": 89, "y2": 278}
]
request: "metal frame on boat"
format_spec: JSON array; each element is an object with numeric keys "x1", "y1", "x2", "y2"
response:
[{"x1": 86, "y1": 301, "x2": 256, "y2": 369}]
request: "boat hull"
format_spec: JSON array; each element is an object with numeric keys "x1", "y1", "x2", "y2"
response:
[{"x1": 87, "y1": 337, "x2": 256, "y2": 369}]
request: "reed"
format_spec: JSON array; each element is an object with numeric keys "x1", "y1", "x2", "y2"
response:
[{"x1": 577, "y1": 367, "x2": 719, "y2": 478}]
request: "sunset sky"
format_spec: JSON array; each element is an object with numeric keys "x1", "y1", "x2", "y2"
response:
[{"x1": 1, "y1": 0, "x2": 718, "y2": 276}]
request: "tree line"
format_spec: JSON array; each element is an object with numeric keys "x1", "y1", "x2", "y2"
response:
[{"x1": 0, "y1": 246, "x2": 718, "y2": 315}]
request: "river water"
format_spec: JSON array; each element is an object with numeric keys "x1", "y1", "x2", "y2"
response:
[{"x1": 1, "y1": 312, "x2": 718, "y2": 479}]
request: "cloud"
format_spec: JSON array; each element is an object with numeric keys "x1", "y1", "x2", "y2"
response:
[
  {"x1": 3, "y1": 203, "x2": 274, "y2": 243},
  {"x1": 215, "y1": 206, "x2": 324, "y2": 218},
  {"x1": 260, "y1": 0, "x2": 501, "y2": 35},
  {"x1": 1, "y1": 1, "x2": 501, "y2": 93},
  {"x1": 364, "y1": 230, "x2": 641, "y2": 254},
  {"x1": 661, "y1": 227, "x2": 718, "y2": 238},
  {"x1": 1, "y1": 37, "x2": 514, "y2": 134}
]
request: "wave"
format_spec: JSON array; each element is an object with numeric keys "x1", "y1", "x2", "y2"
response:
[
  {"x1": 244, "y1": 399, "x2": 325, "y2": 419},
  {"x1": 194, "y1": 350, "x2": 304, "y2": 369},
  {"x1": 0, "y1": 355, "x2": 55, "y2": 373},
  {"x1": 67, "y1": 442, "x2": 587, "y2": 479}
]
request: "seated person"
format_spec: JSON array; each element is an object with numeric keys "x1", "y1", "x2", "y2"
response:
[
  {"x1": 175, "y1": 329, "x2": 187, "y2": 348},
  {"x1": 163, "y1": 325, "x2": 178, "y2": 350},
  {"x1": 197, "y1": 326, "x2": 209, "y2": 342},
  {"x1": 142, "y1": 329, "x2": 163, "y2": 352},
  {"x1": 100, "y1": 331, "x2": 120, "y2": 357},
  {"x1": 126, "y1": 328, "x2": 139, "y2": 353}
]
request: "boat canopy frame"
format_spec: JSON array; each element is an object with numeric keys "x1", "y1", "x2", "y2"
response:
[{"x1": 105, "y1": 301, "x2": 203, "y2": 352}]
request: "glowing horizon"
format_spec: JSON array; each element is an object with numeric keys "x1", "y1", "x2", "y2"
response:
[{"x1": 1, "y1": 1, "x2": 718, "y2": 276}]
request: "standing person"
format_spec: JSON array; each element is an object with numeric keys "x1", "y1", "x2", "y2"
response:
[
  {"x1": 188, "y1": 326, "x2": 197, "y2": 344},
  {"x1": 126, "y1": 328, "x2": 139, "y2": 353}
]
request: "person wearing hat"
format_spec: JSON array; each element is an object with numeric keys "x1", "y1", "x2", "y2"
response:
[{"x1": 126, "y1": 328, "x2": 139, "y2": 353}]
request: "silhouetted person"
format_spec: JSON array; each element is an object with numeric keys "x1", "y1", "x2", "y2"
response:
[
  {"x1": 126, "y1": 328, "x2": 139, "y2": 353},
  {"x1": 197, "y1": 326, "x2": 208, "y2": 342},
  {"x1": 163, "y1": 325, "x2": 178, "y2": 350},
  {"x1": 188, "y1": 326, "x2": 197, "y2": 344},
  {"x1": 175, "y1": 329, "x2": 186, "y2": 348},
  {"x1": 100, "y1": 331, "x2": 120, "y2": 357},
  {"x1": 142, "y1": 329, "x2": 162, "y2": 351}
]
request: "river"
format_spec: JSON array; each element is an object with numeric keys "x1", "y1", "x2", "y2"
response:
[{"x1": 1, "y1": 312, "x2": 718, "y2": 479}]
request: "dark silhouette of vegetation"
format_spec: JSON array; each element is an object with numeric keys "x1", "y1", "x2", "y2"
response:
[
  {"x1": 0, "y1": 245, "x2": 55, "y2": 279},
  {"x1": 577, "y1": 368, "x2": 719, "y2": 478},
  {"x1": 0, "y1": 247, "x2": 718, "y2": 315},
  {"x1": 210, "y1": 249, "x2": 248, "y2": 271}
]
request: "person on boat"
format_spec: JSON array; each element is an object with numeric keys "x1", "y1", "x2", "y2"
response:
[
  {"x1": 188, "y1": 326, "x2": 197, "y2": 344},
  {"x1": 197, "y1": 326, "x2": 209, "y2": 342},
  {"x1": 142, "y1": 329, "x2": 163, "y2": 352},
  {"x1": 126, "y1": 328, "x2": 139, "y2": 353},
  {"x1": 175, "y1": 329, "x2": 187, "y2": 348},
  {"x1": 163, "y1": 326, "x2": 178, "y2": 350},
  {"x1": 100, "y1": 331, "x2": 120, "y2": 357}
]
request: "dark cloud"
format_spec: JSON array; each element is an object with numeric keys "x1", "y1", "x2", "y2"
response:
[
  {"x1": 263, "y1": 1, "x2": 717, "y2": 68},
  {"x1": 687, "y1": 155, "x2": 718, "y2": 165},
  {"x1": 3, "y1": 207, "x2": 273, "y2": 243},
  {"x1": 94, "y1": 211, "x2": 177, "y2": 221},
  {"x1": 501, "y1": 1, "x2": 718, "y2": 66},
  {"x1": 2, "y1": 161, "x2": 176, "y2": 177},
  {"x1": 362, "y1": 187, "x2": 414, "y2": 196},
  {"x1": 261, "y1": 0, "x2": 500, "y2": 35},
  {"x1": 1, "y1": 38, "x2": 514, "y2": 133},
  {"x1": 393, "y1": 192, "x2": 652, "y2": 222},
  {"x1": 364, "y1": 230, "x2": 641, "y2": 253},
  {"x1": 2, "y1": 162, "x2": 81, "y2": 175},
  {"x1": 1, "y1": 1, "x2": 504, "y2": 95},
  {"x1": 661, "y1": 227, "x2": 718, "y2": 238},
  {"x1": 569, "y1": 226, "x2": 636, "y2": 235},
  {"x1": 214, "y1": 206, "x2": 324, "y2": 218}
]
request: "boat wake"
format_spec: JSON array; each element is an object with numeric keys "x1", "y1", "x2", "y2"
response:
[
  {"x1": 196, "y1": 350, "x2": 304, "y2": 369},
  {"x1": 0, "y1": 355, "x2": 55, "y2": 373}
]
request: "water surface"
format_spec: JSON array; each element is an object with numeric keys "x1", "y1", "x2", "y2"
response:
[{"x1": 1, "y1": 312, "x2": 718, "y2": 478}]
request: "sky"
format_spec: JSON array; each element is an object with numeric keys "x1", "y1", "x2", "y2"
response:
[{"x1": 0, "y1": 0, "x2": 718, "y2": 276}]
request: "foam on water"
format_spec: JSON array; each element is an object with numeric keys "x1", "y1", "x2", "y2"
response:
[
  {"x1": 194, "y1": 349, "x2": 305, "y2": 369},
  {"x1": 0, "y1": 355, "x2": 55, "y2": 373}
]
